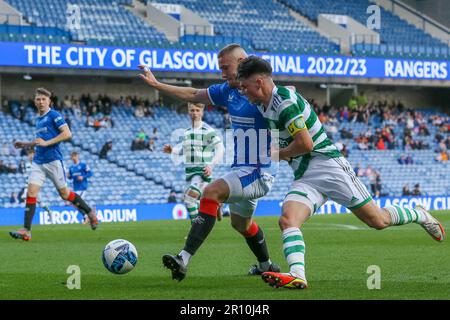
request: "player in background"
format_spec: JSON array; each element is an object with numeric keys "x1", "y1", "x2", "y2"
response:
[
  {"x1": 18, "y1": 148, "x2": 52, "y2": 216},
  {"x1": 163, "y1": 102, "x2": 225, "y2": 224},
  {"x1": 139, "y1": 44, "x2": 280, "y2": 281},
  {"x1": 67, "y1": 150, "x2": 93, "y2": 224},
  {"x1": 9, "y1": 88, "x2": 98, "y2": 241},
  {"x1": 237, "y1": 56, "x2": 445, "y2": 289}
]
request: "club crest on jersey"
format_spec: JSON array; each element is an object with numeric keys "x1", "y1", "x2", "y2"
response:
[{"x1": 287, "y1": 116, "x2": 306, "y2": 136}]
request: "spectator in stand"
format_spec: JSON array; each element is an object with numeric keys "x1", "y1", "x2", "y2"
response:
[
  {"x1": 405, "y1": 155, "x2": 414, "y2": 165},
  {"x1": 376, "y1": 136, "x2": 386, "y2": 150},
  {"x1": 398, "y1": 154, "x2": 407, "y2": 164},
  {"x1": 167, "y1": 190, "x2": 177, "y2": 203},
  {"x1": 348, "y1": 96, "x2": 357, "y2": 111},
  {"x1": 135, "y1": 103, "x2": 145, "y2": 118},
  {"x1": 354, "y1": 163, "x2": 364, "y2": 177},
  {"x1": 18, "y1": 159, "x2": 26, "y2": 174},
  {"x1": 368, "y1": 168, "x2": 379, "y2": 197},
  {"x1": 356, "y1": 91, "x2": 368, "y2": 107},
  {"x1": 341, "y1": 144, "x2": 349, "y2": 158},
  {"x1": 131, "y1": 129, "x2": 148, "y2": 151},
  {"x1": 402, "y1": 184, "x2": 411, "y2": 196},
  {"x1": 412, "y1": 184, "x2": 422, "y2": 196},
  {"x1": 435, "y1": 151, "x2": 449, "y2": 162},
  {"x1": 375, "y1": 172, "x2": 383, "y2": 197},
  {"x1": 10, "y1": 192, "x2": 19, "y2": 204},
  {"x1": 150, "y1": 127, "x2": 159, "y2": 141},
  {"x1": 99, "y1": 140, "x2": 113, "y2": 159},
  {"x1": 341, "y1": 106, "x2": 350, "y2": 121}
]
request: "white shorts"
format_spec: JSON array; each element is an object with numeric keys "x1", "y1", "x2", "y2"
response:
[
  {"x1": 222, "y1": 167, "x2": 274, "y2": 218},
  {"x1": 28, "y1": 160, "x2": 68, "y2": 190},
  {"x1": 284, "y1": 156, "x2": 372, "y2": 215},
  {"x1": 185, "y1": 175, "x2": 209, "y2": 196}
]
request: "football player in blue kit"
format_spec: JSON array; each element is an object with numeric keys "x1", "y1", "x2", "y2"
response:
[
  {"x1": 9, "y1": 88, "x2": 98, "y2": 241},
  {"x1": 68, "y1": 150, "x2": 93, "y2": 224},
  {"x1": 139, "y1": 44, "x2": 280, "y2": 281}
]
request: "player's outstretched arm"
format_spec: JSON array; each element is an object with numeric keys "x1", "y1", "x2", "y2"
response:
[
  {"x1": 138, "y1": 65, "x2": 211, "y2": 104},
  {"x1": 35, "y1": 124, "x2": 72, "y2": 147},
  {"x1": 14, "y1": 140, "x2": 36, "y2": 149}
]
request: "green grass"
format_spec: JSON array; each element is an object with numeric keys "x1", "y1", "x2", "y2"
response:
[{"x1": 0, "y1": 211, "x2": 449, "y2": 300}]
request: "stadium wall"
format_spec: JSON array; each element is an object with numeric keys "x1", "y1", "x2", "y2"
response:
[{"x1": 1, "y1": 196, "x2": 449, "y2": 226}]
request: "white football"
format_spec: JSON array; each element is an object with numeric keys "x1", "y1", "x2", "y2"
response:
[{"x1": 102, "y1": 239, "x2": 138, "y2": 274}]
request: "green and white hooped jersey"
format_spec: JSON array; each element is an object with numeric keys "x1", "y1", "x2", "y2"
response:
[
  {"x1": 183, "y1": 121, "x2": 222, "y2": 182},
  {"x1": 257, "y1": 85, "x2": 341, "y2": 180}
]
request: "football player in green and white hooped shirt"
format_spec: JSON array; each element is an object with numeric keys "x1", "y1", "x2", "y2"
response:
[
  {"x1": 237, "y1": 56, "x2": 445, "y2": 290},
  {"x1": 163, "y1": 102, "x2": 224, "y2": 223}
]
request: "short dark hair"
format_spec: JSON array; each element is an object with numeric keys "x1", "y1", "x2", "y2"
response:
[
  {"x1": 71, "y1": 151, "x2": 79, "y2": 156},
  {"x1": 35, "y1": 87, "x2": 52, "y2": 98},
  {"x1": 218, "y1": 43, "x2": 243, "y2": 58},
  {"x1": 237, "y1": 56, "x2": 272, "y2": 80}
]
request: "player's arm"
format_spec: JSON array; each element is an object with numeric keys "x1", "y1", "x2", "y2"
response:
[
  {"x1": 138, "y1": 66, "x2": 211, "y2": 104},
  {"x1": 204, "y1": 140, "x2": 224, "y2": 177},
  {"x1": 276, "y1": 110, "x2": 313, "y2": 161},
  {"x1": 35, "y1": 124, "x2": 72, "y2": 147},
  {"x1": 279, "y1": 128, "x2": 313, "y2": 161},
  {"x1": 14, "y1": 140, "x2": 37, "y2": 149},
  {"x1": 67, "y1": 168, "x2": 73, "y2": 180},
  {"x1": 83, "y1": 165, "x2": 93, "y2": 179}
]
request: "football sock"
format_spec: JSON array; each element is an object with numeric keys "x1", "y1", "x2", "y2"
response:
[
  {"x1": 24, "y1": 197, "x2": 37, "y2": 231},
  {"x1": 178, "y1": 250, "x2": 192, "y2": 265},
  {"x1": 385, "y1": 205, "x2": 426, "y2": 225},
  {"x1": 241, "y1": 221, "x2": 271, "y2": 268},
  {"x1": 183, "y1": 198, "x2": 219, "y2": 257},
  {"x1": 68, "y1": 191, "x2": 91, "y2": 216},
  {"x1": 282, "y1": 227, "x2": 306, "y2": 280},
  {"x1": 185, "y1": 199, "x2": 199, "y2": 225}
]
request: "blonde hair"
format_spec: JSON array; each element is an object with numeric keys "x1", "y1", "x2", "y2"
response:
[
  {"x1": 188, "y1": 102, "x2": 205, "y2": 110},
  {"x1": 35, "y1": 87, "x2": 52, "y2": 98}
]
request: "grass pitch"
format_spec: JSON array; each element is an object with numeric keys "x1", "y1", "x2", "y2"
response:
[{"x1": 0, "y1": 212, "x2": 449, "y2": 300}]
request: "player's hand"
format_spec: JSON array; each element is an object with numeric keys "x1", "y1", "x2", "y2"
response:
[
  {"x1": 162, "y1": 144, "x2": 172, "y2": 154},
  {"x1": 34, "y1": 138, "x2": 49, "y2": 147},
  {"x1": 14, "y1": 141, "x2": 26, "y2": 149},
  {"x1": 138, "y1": 65, "x2": 159, "y2": 87},
  {"x1": 203, "y1": 165, "x2": 212, "y2": 177},
  {"x1": 77, "y1": 176, "x2": 84, "y2": 182},
  {"x1": 270, "y1": 145, "x2": 290, "y2": 162}
]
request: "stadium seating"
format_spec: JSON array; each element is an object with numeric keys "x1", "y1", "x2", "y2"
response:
[
  {"x1": 279, "y1": 0, "x2": 449, "y2": 59},
  {"x1": 1, "y1": 100, "x2": 449, "y2": 208},
  {"x1": 153, "y1": 0, "x2": 339, "y2": 54},
  {"x1": 1, "y1": 0, "x2": 447, "y2": 58},
  {"x1": 4, "y1": 0, "x2": 171, "y2": 47}
]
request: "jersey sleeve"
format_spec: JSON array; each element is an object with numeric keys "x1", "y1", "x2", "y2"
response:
[
  {"x1": 207, "y1": 83, "x2": 228, "y2": 106},
  {"x1": 52, "y1": 111, "x2": 67, "y2": 129},
  {"x1": 208, "y1": 130, "x2": 222, "y2": 146},
  {"x1": 84, "y1": 164, "x2": 93, "y2": 178},
  {"x1": 279, "y1": 102, "x2": 306, "y2": 137}
]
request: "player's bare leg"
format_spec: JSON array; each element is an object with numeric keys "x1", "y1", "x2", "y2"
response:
[
  {"x1": 262, "y1": 201, "x2": 310, "y2": 289},
  {"x1": 230, "y1": 213, "x2": 280, "y2": 275},
  {"x1": 58, "y1": 187, "x2": 98, "y2": 230},
  {"x1": 352, "y1": 201, "x2": 445, "y2": 241},
  {"x1": 9, "y1": 183, "x2": 41, "y2": 241}
]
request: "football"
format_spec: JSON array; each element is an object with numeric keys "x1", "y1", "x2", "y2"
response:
[{"x1": 102, "y1": 239, "x2": 138, "y2": 274}]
